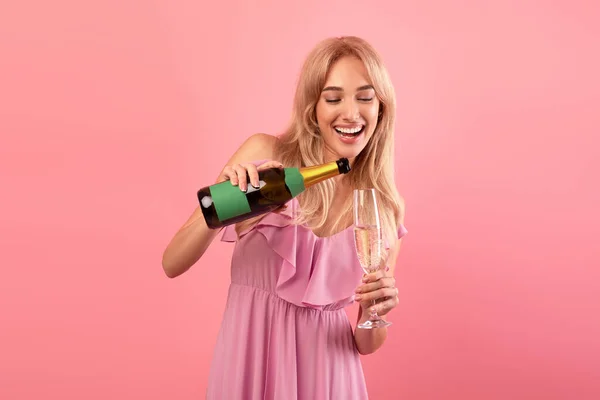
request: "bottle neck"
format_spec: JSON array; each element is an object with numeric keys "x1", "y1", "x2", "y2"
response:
[{"x1": 299, "y1": 160, "x2": 343, "y2": 188}]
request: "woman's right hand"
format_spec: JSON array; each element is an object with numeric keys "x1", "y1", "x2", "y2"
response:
[
  {"x1": 216, "y1": 160, "x2": 284, "y2": 192},
  {"x1": 216, "y1": 160, "x2": 288, "y2": 214}
]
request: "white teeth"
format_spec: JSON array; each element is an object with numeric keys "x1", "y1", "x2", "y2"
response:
[{"x1": 335, "y1": 126, "x2": 363, "y2": 134}]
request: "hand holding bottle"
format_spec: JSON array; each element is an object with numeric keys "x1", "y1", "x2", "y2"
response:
[
  {"x1": 216, "y1": 160, "x2": 284, "y2": 192},
  {"x1": 216, "y1": 160, "x2": 288, "y2": 215}
]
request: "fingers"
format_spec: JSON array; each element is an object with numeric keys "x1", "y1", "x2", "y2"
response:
[
  {"x1": 218, "y1": 160, "x2": 283, "y2": 191},
  {"x1": 218, "y1": 164, "x2": 246, "y2": 190},
  {"x1": 361, "y1": 268, "x2": 389, "y2": 283},
  {"x1": 355, "y1": 276, "x2": 395, "y2": 295},
  {"x1": 369, "y1": 295, "x2": 399, "y2": 316},
  {"x1": 244, "y1": 163, "x2": 260, "y2": 189},
  {"x1": 232, "y1": 164, "x2": 252, "y2": 192},
  {"x1": 354, "y1": 272, "x2": 398, "y2": 312},
  {"x1": 218, "y1": 165, "x2": 236, "y2": 184},
  {"x1": 354, "y1": 285, "x2": 398, "y2": 304}
]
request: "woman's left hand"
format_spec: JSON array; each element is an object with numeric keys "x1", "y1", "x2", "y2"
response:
[{"x1": 354, "y1": 268, "x2": 399, "y2": 317}]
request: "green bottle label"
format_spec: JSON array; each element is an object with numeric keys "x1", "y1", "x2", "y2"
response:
[
  {"x1": 209, "y1": 181, "x2": 252, "y2": 221},
  {"x1": 284, "y1": 168, "x2": 305, "y2": 197},
  {"x1": 208, "y1": 168, "x2": 305, "y2": 222}
]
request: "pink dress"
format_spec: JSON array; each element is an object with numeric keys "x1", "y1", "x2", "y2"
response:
[{"x1": 206, "y1": 197, "x2": 407, "y2": 399}]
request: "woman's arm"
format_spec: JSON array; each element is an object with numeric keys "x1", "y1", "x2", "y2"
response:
[{"x1": 161, "y1": 133, "x2": 279, "y2": 278}]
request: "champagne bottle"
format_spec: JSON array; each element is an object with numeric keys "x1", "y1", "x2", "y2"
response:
[{"x1": 197, "y1": 158, "x2": 351, "y2": 229}]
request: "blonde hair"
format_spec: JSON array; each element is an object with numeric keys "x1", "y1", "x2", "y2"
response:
[{"x1": 239, "y1": 36, "x2": 405, "y2": 243}]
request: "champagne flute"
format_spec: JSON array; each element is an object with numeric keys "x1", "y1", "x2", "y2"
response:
[{"x1": 353, "y1": 188, "x2": 392, "y2": 329}]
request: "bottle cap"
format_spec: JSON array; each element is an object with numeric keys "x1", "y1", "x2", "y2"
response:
[{"x1": 336, "y1": 158, "x2": 351, "y2": 174}]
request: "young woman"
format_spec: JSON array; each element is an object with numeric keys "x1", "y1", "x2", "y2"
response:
[{"x1": 162, "y1": 35, "x2": 407, "y2": 399}]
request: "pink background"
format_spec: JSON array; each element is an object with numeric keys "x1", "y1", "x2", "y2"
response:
[{"x1": 1, "y1": 1, "x2": 599, "y2": 399}]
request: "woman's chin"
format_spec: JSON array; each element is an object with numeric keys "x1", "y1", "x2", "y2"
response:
[
  {"x1": 322, "y1": 134, "x2": 371, "y2": 162},
  {"x1": 324, "y1": 146, "x2": 365, "y2": 162}
]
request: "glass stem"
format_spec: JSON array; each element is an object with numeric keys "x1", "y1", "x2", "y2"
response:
[{"x1": 370, "y1": 299, "x2": 378, "y2": 318}]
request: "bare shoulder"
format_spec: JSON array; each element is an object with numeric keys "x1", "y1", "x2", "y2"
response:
[
  {"x1": 244, "y1": 133, "x2": 279, "y2": 157},
  {"x1": 225, "y1": 133, "x2": 280, "y2": 165}
]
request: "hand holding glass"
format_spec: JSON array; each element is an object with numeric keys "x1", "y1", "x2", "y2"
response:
[{"x1": 353, "y1": 189, "x2": 392, "y2": 329}]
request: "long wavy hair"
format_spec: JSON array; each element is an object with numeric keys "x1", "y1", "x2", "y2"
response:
[
  {"x1": 236, "y1": 36, "x2": 404, "y2": 244},
  {"x1": 273, "y1": 36, "x2": 405, "y2": 244}
]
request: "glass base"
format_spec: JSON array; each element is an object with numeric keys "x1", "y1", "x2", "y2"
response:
[{"x1": 357, "y1": 318, "x2": 392, "y2": 329}]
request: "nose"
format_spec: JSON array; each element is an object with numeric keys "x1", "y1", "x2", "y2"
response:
[{"x1": 341, "y1": 99, "x2": 360, "y2": 121}]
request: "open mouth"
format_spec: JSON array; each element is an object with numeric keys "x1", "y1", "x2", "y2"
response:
[{"x1": 334, "y1": 125, "x2": 365, "y2": 139}]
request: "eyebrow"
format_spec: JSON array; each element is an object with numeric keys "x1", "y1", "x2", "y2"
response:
[{"x1": 322, "y1": 84, "x2": 374, "y2": 92}]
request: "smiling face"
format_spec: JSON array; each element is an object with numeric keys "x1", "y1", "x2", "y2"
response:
[{"x1": 315, "y1": 55, "x2": 380, "y2": 163}]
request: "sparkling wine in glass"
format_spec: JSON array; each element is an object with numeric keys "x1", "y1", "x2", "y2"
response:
[{"x1": 353, "y1": 189, "x2": 392, "y2": 329}]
